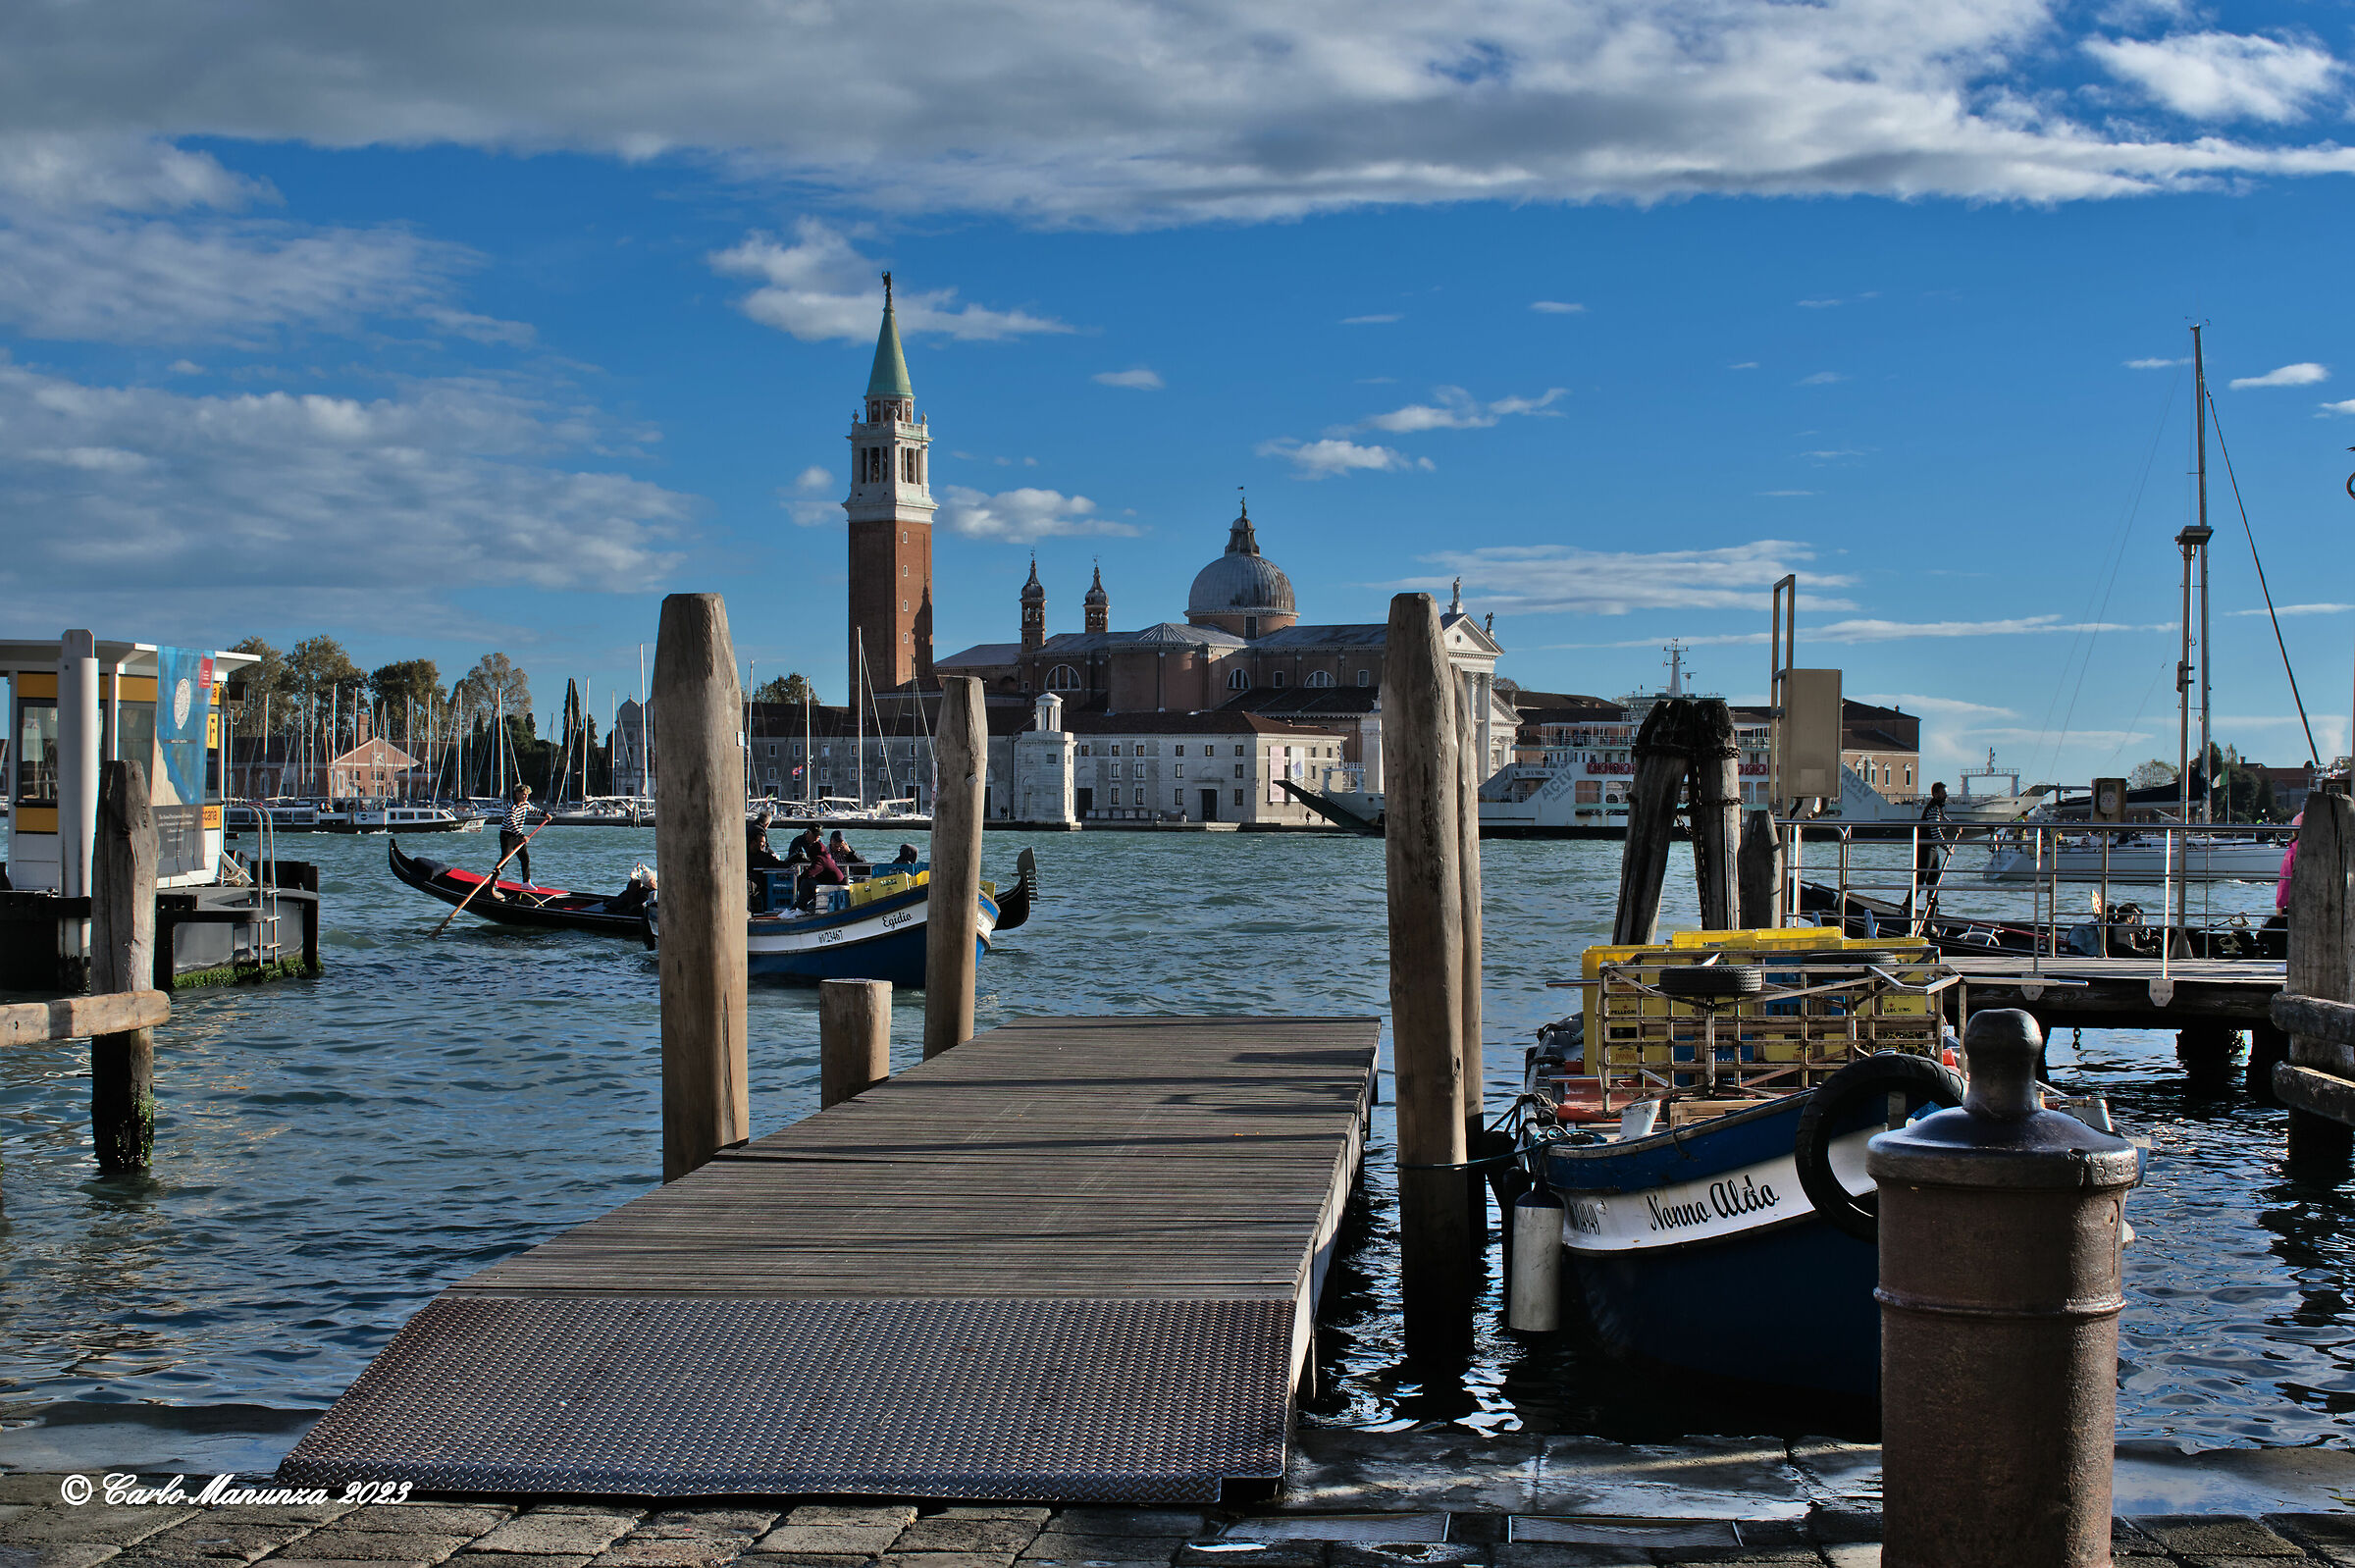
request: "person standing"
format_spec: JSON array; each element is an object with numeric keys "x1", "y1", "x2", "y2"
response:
[
  {"x1": 499, "y1": 784, "x2": 537, "y2": 893},
  {"x1": 1909, "y1": 781, "x2": 1950, "y2": 924}
]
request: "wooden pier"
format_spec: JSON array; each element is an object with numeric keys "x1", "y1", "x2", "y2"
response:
[
  {"x1": 1945, "y1": 953, "x2": 2284, "y2": 1029},
  {"x1": 281, "y1": 1014, "x2": 1378, "y2": 1503}
]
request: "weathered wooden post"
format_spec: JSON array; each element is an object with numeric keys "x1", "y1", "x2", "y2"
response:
[
  {"x1": 91, "y1": 759, "x2": 156, "y2": 1173},
  {"x1": 1690, "y1": 698, "x2": 1741, "y2": 930},
  {"x1": 1870, "y1": 1010, "x2": 2137, "y2": 1568},
  {"x1": 2282, "y1": 794, "x2": 2355, "y2": 1165},
  {"x1": 1737, "y1": 810, "x2": 1782, "y2": 929},
  {"x1": 1384, "y1": 593, "x2": 1472, "y2": 1340},
  {"x1": 1613, "y1": 698, "x2": 1696, "y2": 945},
  {"x1": 923, "y1": 675, "x2": 986, "y2": 1059},
  {"x1": 1455, "y1": 676, "x2": 1490, "y2": 1260},
  {"x1": 652, "y1": 594, "x2": 750, "y2": 1182},
  {"x1": 820, "y1": 979, "x2": 892, "y2": 1108}
]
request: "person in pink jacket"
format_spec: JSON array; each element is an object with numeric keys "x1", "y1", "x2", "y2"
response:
[{"x1": 2277, "y1": 811, "x2": 2303, "y2": 912}]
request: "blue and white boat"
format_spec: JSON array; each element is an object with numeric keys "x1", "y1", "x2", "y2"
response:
[{"x1": 645, "y1": 851, "x2": 1034, "y2": 988}]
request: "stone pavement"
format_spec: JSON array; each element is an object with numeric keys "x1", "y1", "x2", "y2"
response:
[{"x1": 7, "y1": 1476, "x2": 2355, "y2": 1568}]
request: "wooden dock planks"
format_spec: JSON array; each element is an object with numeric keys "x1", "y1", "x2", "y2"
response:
[
  {"x1": 1947, "y1": 953, "x2": 2283, "y2": 1027},
  {"x1": 281, "y1": 1014, "x2": 1379, "y2": 1502}
]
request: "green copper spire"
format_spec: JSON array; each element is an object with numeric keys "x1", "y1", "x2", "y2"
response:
[{"x1": 865, "y1": 271, "x2": 914, "y2": 400}]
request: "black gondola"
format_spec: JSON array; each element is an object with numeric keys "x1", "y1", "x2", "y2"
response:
[
  {"x1": 389, "y1": 839, "x2": 654, "y2": 936},
  {"x1": 391, "y1": 838, "x2": 1038, "y2": 938}
]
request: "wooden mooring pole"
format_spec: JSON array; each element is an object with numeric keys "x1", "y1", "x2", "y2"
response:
[
  {"x1": 1455, "y1": 674, "x2": 1490, "y2": 1258},
  {"x1": 820, "y1": 979, "x2": 892, "y2": 1108},
  {"x1": 923, "y1": 675, "x2": 986, "y2": 1059},
  {"x1": 1614, "y1": 698, "x2": 1698, "y2": 946},
  {"x1": 652, "y1": 593, "x2": 750, "y2": 1182},
  {"x1": 1690, "y1": 699, "x2": 1741, "y2": 931},
  {"x1": 1384, "y1": 593, "x2": 1472, "y2": 1340},
  {"x1": 2284, "y1": 793, "x2": 2355, "y2": 1167},
  {"x1": 91, "y1": 758, "x2": 156, "y2": 1173},
  {"x1": 1737, "y1": 810, "x2": 1783, "y2": 930}
]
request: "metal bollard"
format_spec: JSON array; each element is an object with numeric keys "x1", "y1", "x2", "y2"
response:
[{"x1": 1868, "y1": 1010, "x2": 2140, "y2": 1568}]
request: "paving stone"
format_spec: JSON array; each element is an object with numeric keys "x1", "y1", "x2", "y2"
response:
[
  {"x1": 754, "y1": 1530, "x2": 901, "y2": 1557},
  {"x1": 1048, "y1": 1519, "x2": 1204, "y2": 1543},
  {"x1": 445, "y1": 1556, "x2": 597, "y2": 1568},
  {"x1": 1020, "y1": 1535, "x2": 1186, "y2": 1564},
  {"x1": 0, "y1": 1508, "x2": 200, "y2": 1547},
  {"x1": 875, "y1": 1556, "x2": 1015, "y2": 1568},
  {"x1": 1178, "y1": 1545, "x2": 1326, "y2": 1568},
  {"x1": 265, "y1": 1560, "x2": 448, "y2": 1568},
  {"x1": 784, "y1": 1514, "x2": 914, "y2": 1534},
  {"x1": 892, "y1": 1523, "x2": 1037, "y2": 1555},
  {"x1": 471, "y1": 1519, "x2": 643, "y2": 1557},
  {"x1": 588, "y1": 1541, "x2": 752, "y2": 1568},
  {"x1": 2273, "y1": 1514, "x2": 2355, "y2": 1545},
  {"x1": 338, "y1": 1512, "x2": 517, "y2": 1539},
  {"x1": 9, "y1": 1547, "x2": 125, "y2": 1568},
  {"x1": 192, "y1": 1504, "x2": 359, "y2": 1530},
  {"x1": 1821, "y1": 1546, "x2": 1877, "y2": 1568},
  {"x1": 1488, "y1": 1546, "x2": 1649, "y2": 1568},
  {"x1": 271, "y1": 1532, "x2": 476, "y2": 1563},
  {"x1": 521, "y1": 1512, "x2": 647, "y2": 1524},
  {"x1": 1226, "y1": 1523, "x2": 1446, "y2": 1547},
  {"x1": 734, "y1": 1557, "x2": 879, "y2": 1568},
  {"x1": 646, "y1": 1514, "x2": 778, "y2": 1539},
  {"x1": 1330, "y1": 1544, "x2": 1489, "y2": 1568},
  {"x1": 2181, "y1": 1560, "x2": 2329, "y2": 1568},
  {"x1": 118, "y1": 1518, "x2": 318, "y2": 1560},
  {"x1": 928, "y1": 1516, "x2": 1050, "y2": 1528},
  {"x1": 2131, "y1": 1518, "x2": 2304, "y2": 1557},
  {"x1": 0, "y1": 1478, "x2": 82, "y2": 1507},
  {"x1": 1654, "y1": 1555, "x2": 1819, "y2": 1567}
]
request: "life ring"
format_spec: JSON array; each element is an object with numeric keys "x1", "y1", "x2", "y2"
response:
[{"x1": 1793, "y1": 1052, "x2": 1967, "y2": 1241}]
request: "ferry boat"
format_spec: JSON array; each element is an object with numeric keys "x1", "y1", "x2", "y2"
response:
[
  {"x1": 228, "y1": 797, "x2": 482, "y2": 833},
  {"x1": 1514, "y1": 933, "x2": 2122, "y2": 1398},
  {"x1": 1979, "y1": 826, "x2": 2284, "y2": 884}
]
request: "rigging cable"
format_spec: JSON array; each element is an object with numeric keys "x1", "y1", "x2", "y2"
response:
[{"x1": 2203, "y1": 387, "x2": 2320, "y2": 766}]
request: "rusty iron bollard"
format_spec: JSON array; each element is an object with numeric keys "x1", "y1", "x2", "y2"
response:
[{"x1": 1869, "y1": 1009, "x2": 2140, "y2": 1568}]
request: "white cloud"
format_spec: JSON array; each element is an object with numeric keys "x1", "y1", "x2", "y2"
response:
[
  {"x1": 1855, "y1": 693, "x2": 2018, "y2": 718},
  {"x1": 1758, "y1": 489, "x2": 1816, "y2": 497},
  {"x1": 6, "y1": 10, "x2": 2355, "y2": 223},
  {"x1": 166, "y1": 359, "x2": 204, "y2": 375},
  {"x1": 1798, "y1": 298, "x2": 1843, "y2": 308},
  {"x1": 0, "y1": 359, "x2": 692, "y2": 600},
  {"x1": 1424, "y1": 540, "x2": 1855, "y2": 616},
  {"x1": 2323, "y1": 399, "x2": 2355, "y2": 416},
  {"x1": 2229, "y1": 362, "x2": 2328, "y2": 390},
  {"x1": 795, "y1": 465, "x2": 833, "y2": 492},
  {"x1": 1797, "y1": 371, "x2": 1846, "y2": 386},
  {"x1": 936, "y1": 485, "x2": 1140, "y2": 542},
  {"x1": 2087, "y1": 31, "x2": 2343, "y2": 124},
  {"x1": 1530, "y1": 301, "x2": 1585, "y2": 314},
  {"x1": 2126, "y1": 356, "x2": 2187, "y2": 369},
  {"x1": 1729, "y1": 361, "x2": 1760, "y2": 371},
  {"x1": 1340, "y1": 314, "x2": 1402, "y2": 325},
  {"x1": 1356, "y1": 386, "x2": 1566, "y2": 434},
  {"x1": 2228, "y1": 602, "x2": 2352, "y2": 616},
  {"x1": 1259, "y1": 438, "x2": 1433, "y2": 479},
  {"x1": 1562, "y1": 612, "x2": 2162, "y2": 647},
  {"x1": 1093, "y1": 367, "x2": 1165, "y2": 390},
  {"x1": 709, "y1": 221, "x2": 1070, "y2": 342}
]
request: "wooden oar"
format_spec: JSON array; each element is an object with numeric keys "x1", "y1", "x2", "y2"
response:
[{"x1": 431, "y1": 815, "x2": 557, "y2": 937}]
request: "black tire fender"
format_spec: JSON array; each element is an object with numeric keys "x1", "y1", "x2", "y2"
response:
[
  {"x1": 1657, "y1": 963, "x2": 1764, "y2": 997},
  {"x1": 1794, "y1": 1053, "x2": 1967, "y2": 1241}
]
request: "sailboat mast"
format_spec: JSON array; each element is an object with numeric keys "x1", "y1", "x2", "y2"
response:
[
  {"x1": 2194, "y1": 325, "x2": 2214, "y2": 824},
  {"x1": 856, "y1": 637, "x2": 867, "y2": 809},
  {"x1": 804, "y1": 691, "x2": 812, "y2": 806}
]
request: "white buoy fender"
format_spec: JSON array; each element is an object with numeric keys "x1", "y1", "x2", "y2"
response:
[{"x1": 1507, "y1": 1185, "x2": 1565, "y2": 1333}]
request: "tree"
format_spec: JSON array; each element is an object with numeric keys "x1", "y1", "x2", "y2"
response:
[
  {"x1": 369, "y1": 659, "x2": 443, "y2": 741},
  {"x1": 451, "y1": 653, "x2": 531, "y2": 726},
  {"x1": 753, "y1": 672, "x2": 818, "y2": 707},
  {"x1": 288, "y1": 635, "x2": 366, "y2": 708},
  {"x1": 2127, "y1": 758, "x2": 2176, "y2": 790},
  {"x1": 229, "y1": 637, "x2": 293, "y2": 733}
]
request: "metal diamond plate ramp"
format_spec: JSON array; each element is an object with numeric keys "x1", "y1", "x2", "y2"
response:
[{"x1": 280, "y1": 1295, "x2": 1293, "y2": 1501}]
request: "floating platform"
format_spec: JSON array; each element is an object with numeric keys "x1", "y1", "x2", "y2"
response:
[
  {"x1": 1946, "y1": 953, "x2": 2284, "y2": 1028},
  {"x1": 280, "y1": 1015, "x2": 1379, "y2": 1503}
]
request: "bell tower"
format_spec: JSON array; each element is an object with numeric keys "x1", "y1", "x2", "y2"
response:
[
  {"x1": 845, "y1": 273, "x2": 937, "y2": 690},
  {"x1": 1020, "y1": 557, "x2": 1047, "y2": 653},
  {"x1": 1084, "y1": 561, "x2": 1110, "y2": 634}
]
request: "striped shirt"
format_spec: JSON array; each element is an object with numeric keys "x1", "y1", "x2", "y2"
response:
[{"x1": 504, "y1": 801, "x2": 533, "y2": 834}]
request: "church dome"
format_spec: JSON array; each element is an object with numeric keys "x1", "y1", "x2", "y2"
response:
[{"x1": 1186, "y1": 504, "x2": 1295, "y2": 621}]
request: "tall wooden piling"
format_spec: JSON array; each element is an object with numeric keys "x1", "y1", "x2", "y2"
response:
[
  {"x1": 923, "y1": 675, "x2": 986, "y2": 1060},
  {"x1": 1614, "y1": 698, "x2": 1697, "y2": 946},
  {"x1": 652, "y1": 594, "x2": 750, "y2": 1183},
  {"x1": 1383, "y1": 593, "x2": 1472, "y2": 1340},
  {"x1": 2286, "y1": 793, "x2": 2355, "y2": 1166},
  {"x1": 91, "y1": 759, "x2": 156, "y2": 1173},
  {"x1": 820, "y1": 979, "x2": 892, "y2": 1108},
  {"x1": 1689, "y1": 699, "x2": 1741, "y2": 931},
  {"x1": 1455, "y1": 676, "x2": 1486, "y2": 1160},
  {"x1": 1738, "y1": 810, "x2": 1783, "y2": 929}
]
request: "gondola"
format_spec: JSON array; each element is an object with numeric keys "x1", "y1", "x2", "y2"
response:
[{"x1": 389, "y1": 839, "x2": 654, "y2": 936}]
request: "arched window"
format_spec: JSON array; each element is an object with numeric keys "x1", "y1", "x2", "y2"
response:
[
  {"x1": 1046, "y1": 664, "x2": 1080, "y2": 691},
  {"x1": 1228, "y1": 669, "x2": 1251, "y2": 691},
  {"x1": 1304, "y1": 669, "x2": 1333, "y2": 688}
]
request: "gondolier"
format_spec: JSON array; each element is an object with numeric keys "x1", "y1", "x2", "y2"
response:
[{"x1": 498, "y1": 785, "x2": 536, "y2": 893}]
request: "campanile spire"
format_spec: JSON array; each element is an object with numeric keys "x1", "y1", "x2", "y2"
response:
[{"x1": 845, "y1": 277, "x2": 936, "y2": 689}]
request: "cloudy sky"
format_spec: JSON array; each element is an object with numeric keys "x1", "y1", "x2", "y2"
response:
[{"x1": 4, "y1": 0, "x2": 2355, "y2": 783}]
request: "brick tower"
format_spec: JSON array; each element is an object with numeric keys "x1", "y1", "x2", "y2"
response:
[
  {"x1": 845, "y1": 274, "x2": 936, "y2": 691},
  {"x1": 1084, "y1": 561, "x2": 1110, "y2": 634},
  {"x1": 1020, "y1": 557, "x2": 1046, "y2": 653}
]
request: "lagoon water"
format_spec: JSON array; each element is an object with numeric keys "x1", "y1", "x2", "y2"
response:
[{"x1": 1, "y1": 825, "x2": 2348, "y2": 1462}]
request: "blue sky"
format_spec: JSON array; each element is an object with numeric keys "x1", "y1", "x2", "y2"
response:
[{"x1": 3, "y1": 0, "x2": 2354, "y2": 786}]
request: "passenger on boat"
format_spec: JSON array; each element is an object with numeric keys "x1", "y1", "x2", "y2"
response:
[
  {"x1": 891, "y1": 843, "x2": 920, "y2": 867},
  {"x1": 2278, "y1": 811, "x2": 2303, "y2": 913},
  {"x1": 1910, "y1": 782, "x2": 1949, "y2": 915},
  {"x1": 609, "y1": 864, "x2": 656, "y2": 916},
  {"x1": 828, "y1": 831, "x2": 868, "y2": 869},
  {"x1": 784, "y1": 825, "x2": 822, "y2": 865},
  {"x1": 497, "y1": 785, "x2": 534, "y2": 894},
  {"x1": 797, "y1": 845, "x2": 847, "y2": 910},
  {"x1": 747, "y1": 809, "x2": 787, "y2": 870}
]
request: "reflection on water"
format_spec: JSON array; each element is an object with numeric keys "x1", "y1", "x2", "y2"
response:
[{"x1": 0, "y1": 829, "x2": 2344, "y2": 1450}]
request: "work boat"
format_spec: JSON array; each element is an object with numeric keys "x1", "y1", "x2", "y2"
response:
[
  {"x1": 646, "y1": 849, "x2": 1037, "y2": 987},
  {"x1": 1515, "y1": 930, "x2": 2130, "y2": 1399},
  {"x1": 1979, "y1": 826, "x2": 2281, "y2": 884}
]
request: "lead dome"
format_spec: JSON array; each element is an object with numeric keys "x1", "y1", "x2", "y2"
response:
[{"x1": 1186, "y1": 503, "x2": 1296, "y2": 633}]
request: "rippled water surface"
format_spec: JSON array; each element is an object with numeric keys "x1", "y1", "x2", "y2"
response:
[{"x1": 1, "y1": 828, "x2": 2345, "y2": 1452}]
